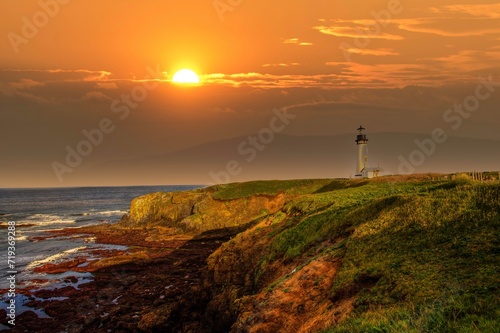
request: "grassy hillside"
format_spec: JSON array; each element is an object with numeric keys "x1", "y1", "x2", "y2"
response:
[{"x1": 203, "y1": 176, "x2": 499, "y2": 332}]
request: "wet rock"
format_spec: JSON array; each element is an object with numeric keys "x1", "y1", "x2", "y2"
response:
[
  {"x1": 34, "y1": 258, "x2": 87, "y2": 274},
  {"x1": 138, "y1": 303, "x2": 178, "y2": 331}
]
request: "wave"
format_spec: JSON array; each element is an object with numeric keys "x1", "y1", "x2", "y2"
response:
[
  {"x1": 15, "y1": 233, "x2": 28, "y2": 241},
  {"x1": 86, "y1": 210, "x2": 128, "y2": 216},
  {"x1": 26, "y1": 246, "x2": 87, "y2": 270},
  {"x1": 71, "y1": 210, "x2": 125, "y2": 217},
  {"x1": 27, "y1": 219, "x2": 77, "y2": 226},
  {"x1": 19, "y1": 210, "x2": 126, "y2": 223},
  {"x1": 16, "y1": 213, "x2": 76, "y2": 225},
  {"x1": 26, "y1": 213, "x2": 66, "y2": 220},
  {"x1": 10, "y1": 210, "x2": 126, "y2": 228},
  {"x1": 27, "y1": 271, "x2": 93, "y2": 291},
  {"x1": 25, "y1": 243, "x2": 128, "y2": 271}
]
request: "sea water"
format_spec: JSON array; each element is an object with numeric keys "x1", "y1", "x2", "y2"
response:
[{"x1": 0, "y1": 185, "x2": 202, "y2": 289}]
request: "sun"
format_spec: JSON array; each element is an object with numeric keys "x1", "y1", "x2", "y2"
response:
[{"x1": 172, "y1": 69, "x2": 200, "y2": 84}]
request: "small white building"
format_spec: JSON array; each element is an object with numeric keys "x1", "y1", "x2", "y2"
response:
[
  {"x1": 354, "y1": 126, "x2": 381, "y2": 179},
  {"x1": 360, "y1": 167, "x2": 381, "y2": 179}
]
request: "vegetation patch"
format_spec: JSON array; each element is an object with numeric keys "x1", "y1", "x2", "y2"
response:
[{"x1": 212, "y1": 179, "x2": 334, "y2": 200}]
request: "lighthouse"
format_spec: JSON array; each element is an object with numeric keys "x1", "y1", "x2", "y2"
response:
[
  {"x1": 355, "y1": 126, "x2": 381, "y2": 179},
  {"x1": 355, "y1": 126, "x2": 368, "y2": 176}
]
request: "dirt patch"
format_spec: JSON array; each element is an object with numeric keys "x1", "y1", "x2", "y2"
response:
[{"x1": 233, "y1": 257, "x2": 347, "y2": 333}]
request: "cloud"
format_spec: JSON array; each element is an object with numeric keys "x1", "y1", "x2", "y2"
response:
[
  {"x1": 325, "y1": 62, "x2": 463, "y2": 87},
  {"x1": 201, "y1": 67, "x2": 438, "y2": 89},
  {"x1": 283, "y1": 38, "x2": 313, "y2": 46},
  {"x1": 0, "y1": 69, "x2": 112, "y2": 83},
  {"x1": 315, "y1": 14, "x2": 500, "y2": 40},
  {"x1": 8, "y1": 79, "x2": 45, "y2": 90},
  {"x1": 314, "y1": 20, "x2": 404, "y2": 40},
  {"x1": 430, "y1": 4, "x2": 500, "y2": 19},
  {"x1": 340, "y1": 47, "x2": 398, "y2": 57},
  {"x1": 2, "y1": 55, "x2": 498, "y2": 105},
  {"x1": 262, "y1": 63, "x2": 300, "y2": 67},
  {"x1": 202, "y1": 72, "x2": 350, "y2": 88},
  {"x1": 230, "y1": 73, "x2": 262, "y2": 78},
  {"x1": 420, "y1": 50, "x2": 500, "y2": 72},
  {"x1": 394, "y1": 18, "x2": 500, "y2": 37},
  {"x1": 96, "y1": 82, "x2": 119, "y2": 90},
  {"x1": 82, "y1": 91, "x2": 112, "y2": 101},
  {"x1": 0, "y1": 69, "x2": 122, "y2": 104},
  {"x1": 179, "y1": 53, "x2": 500, "y2": 89}
]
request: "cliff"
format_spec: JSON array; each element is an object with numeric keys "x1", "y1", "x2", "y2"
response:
[
  {"x1": 119, "y1": 179, "x2": 332, "y2": 233},
  {"x1": 119, "y1": 187, "x2": 286, "y2": 233},
  {"x1": 118, "y1": 176, "x2": 499, "y2": 332}
]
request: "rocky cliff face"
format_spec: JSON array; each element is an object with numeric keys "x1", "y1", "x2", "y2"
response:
[
  {"x1": 120, "y1": 187, "x2": 287, "y2": 234},
  {"x1": 202, "y1": 207, "x2": 348, "y2": 333},
  {"x1": 118, "y1": 182, "x2": 352, "y2": 332}
]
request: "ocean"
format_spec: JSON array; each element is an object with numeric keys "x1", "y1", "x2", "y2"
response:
[{"x1": 0, "y1": 185, "x2": 202, "y2": 318}]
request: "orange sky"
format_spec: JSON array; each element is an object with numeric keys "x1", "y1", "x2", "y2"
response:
[
  {"x1": 2, "y1": 0, "x2": 499, "y2": 85},
  {"x1": 1, "y1": 0, "x2": 499, "y2": 187}
]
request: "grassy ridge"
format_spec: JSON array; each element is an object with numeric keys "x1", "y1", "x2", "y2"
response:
[
  {"x1": 325, "y1": 183, "x2": 499, "y2": 332},
  {"x1": 237, "y1": 178, "x2": 499, "y2": 332},
  {"x1": 212, "y1": 179, "x2": 335, "y2": 200}
]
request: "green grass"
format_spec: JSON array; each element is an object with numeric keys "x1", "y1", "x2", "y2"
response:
[
  {"x1": 267, "y1": 180, "x2": 446, "y2": 260},
  {"x1": 212, "y1": 179, "x2": 338, "y2": 200},
  {"x1": 242, "y1": 177, "x2": 499, "y2": 332},
  {"x1": 322, "y1": 183, "x2": 499, "y2": 332}
]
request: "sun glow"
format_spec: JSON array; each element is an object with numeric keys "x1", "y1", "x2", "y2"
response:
[{"x1": 172, "y1": 69, "x2": 200, "y2": 84}]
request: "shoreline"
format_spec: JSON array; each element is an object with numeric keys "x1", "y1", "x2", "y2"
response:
[{"x1": 0, "y1": 224, "x2": 231, "y2": 332}]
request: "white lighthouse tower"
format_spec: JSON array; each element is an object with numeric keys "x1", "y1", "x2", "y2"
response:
[
  {"x1": 355, "y1": 126, "x2": 380, "y2": 178},
  {"x1": 355, "y1": 126, "x2": 368, "y2": 176}
]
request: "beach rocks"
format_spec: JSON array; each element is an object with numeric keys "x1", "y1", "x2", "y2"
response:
[
  {"x1": 0, "y1": 224, "x2": 238, "y2": 332},
  {"x1": 33, "y1": 258, "x2": 87, "y2": 274},
  {"x1": 138, "y1": 303, "x2": 178, "y2": 331}
]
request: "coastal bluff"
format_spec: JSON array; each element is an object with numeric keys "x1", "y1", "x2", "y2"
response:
[
  {"x1": 8, "y1": 176, "x2": 497, "y2": 332},
  {"x1": 116, "y1": 176, "x2": 499, "y2": 332},
  {"x1": 119, "y1": 185, "x2": 287, "y2": 233}
]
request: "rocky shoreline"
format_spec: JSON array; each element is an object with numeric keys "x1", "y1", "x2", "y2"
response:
[{"x1": 0, "y1": 224, "x2": 238, "y2": 332}]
